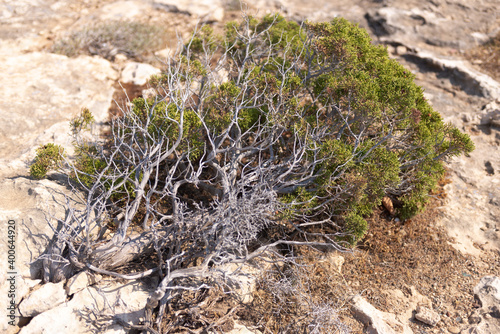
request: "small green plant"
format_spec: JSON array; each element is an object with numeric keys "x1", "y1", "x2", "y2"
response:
[
  {"x1": 50, "y1": 20, "x2": 167, "y2": 60},
  {"x1": 30, "y1": 143, "x2": 65, "y2": 179},
  {"x1": 70, "y1": 107, "x2": 94, "y2": 135}
]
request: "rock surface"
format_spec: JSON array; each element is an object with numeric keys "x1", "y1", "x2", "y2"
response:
[
  {"x1": 351, "y1": 295, "x2": 413, "y2": 334},
  {"x1": 0, "y1": 177, "x2": 86, "y2": 331},
  {"x1": 19, "y1": 281, "x2": 66, "y2": 317},
  {"x1": 218, "y1": 262, "x2": 262, "y2": 304},
  {"x1": 0, "y1": 52, "x2": 116, "y2": 178},
  {"x1": 65, "y1": 271, "x2": 101, "y2": 296},
  {"x1": 19, "y1": 280, "x2": 152, "y2": 334},
  {"x1": 474, "y1": 276, "x2": 500, "y2": 311},
  {"x1": 120, "y1": 62, "x2": 161, "y2": 86},
  {"x1": 415, "y1": 305, "x2": 441, "y2": 326},
  {"x1": 155, "y1": 0, "x2": 225, "y2": 21},
  {"x1": 410, "y1": 50, "x2": 500, "y2": 99},
  {"x1": 458, "y1": 276, "x2": 500, "y2": 334}
]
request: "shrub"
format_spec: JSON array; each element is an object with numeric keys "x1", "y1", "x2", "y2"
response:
[
  {"x1": 30, "y1": 143, "x2": 65, "y2": 179},
  {"x1": 36, "y1": 14, "x2": 473, "y2": 333}
]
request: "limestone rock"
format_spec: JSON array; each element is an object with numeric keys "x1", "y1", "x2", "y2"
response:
[
  {"x1": 0, "y1": 178, "x2": 84, "y2": 279},
  {"x1": 16, "y1": 277, "x2": 42, "y2": 303},
  {"x1": 459, "y1": 277, "x2": 500, "y2": 334},
  {"x1": 351, "y1": 295, "x2": 413, "y2": 334},
  {"x1": 95, "y1": 1, "x2": 155, "y2": 21},
  {"x1": 323, "y1": 252, "x2": 345, "y2": 274},
  {"x1": 19, "y1": 280, "x2": 152, "y2": 334},
  {"x1": 468, "y1": 310, "x2": 482, "y2": 324},
  {"x1": 0, "y1": 52, "x2": 116, "y2": 178},
  {"x1": 155, "y1": 47, "x2": 175, "y2": 59},
  {"x1": 473, "y1": 276, "x2": 500, "y2": 312},
  {"x1": 415, "y1": 305, "x2": 441, "y2": 326},
  {"x1": 155, "y1": 0, "x2": 225, "y2": 21},
  {"x1": 19, "y1": 281, "x2": 67, "y2": 317},
  {"x1": 462, "y1": 320, "x2": 500, "y2": 334},
  {"x1": 0, "y1": 177, "x2": 87, "y2": 331},
  {"x1": 65, "y1": 271, "x2": 101, "y2": 296},
  {"x1": 480, "y1": 101, "x2": 500, "y2": 128},
  {"x1": 365, "y1": 6, "x2": 496, "y2": 51},
  {"x1": 412, "y1": 50, "x2": 500, "y2": 99},
  {"x1": 381, "y1": 286, "x2": 432, "y2": 324},
  {"x1": 120, "y1": 62, "x2": 161, "y2": 86}
]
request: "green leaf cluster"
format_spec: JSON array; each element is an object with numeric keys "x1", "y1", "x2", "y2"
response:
[{"x1": 30, "y1": 143, "x2": 65, "y2": 179}]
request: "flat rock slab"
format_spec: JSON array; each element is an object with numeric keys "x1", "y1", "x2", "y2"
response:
[
  {"x1": 19, "y1": 280, "x2": 153, "y2": 334},
  {"x1": 155, "y1": 0, "x2": 225, "y2": 21},
  {"x1": 0, "y1": 52, "x2": 116, "y2": 177},
  {"x1": 0, "y1": 178, "x2": 84, "y2": 331},
  {"x1": 19, "y1": 281, "x2": 66, "y2": 317},
  {"x1": 65, "y1": 271, "x2": 101, "y2": 296}
]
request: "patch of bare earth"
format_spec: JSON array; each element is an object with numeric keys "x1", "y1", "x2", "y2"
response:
[
  {"x1": 339, "y1": 180, "x2": 499, "y2": 332},
  {"x1": 237, "y1": 174, "x2": 500, "y2": 333}
]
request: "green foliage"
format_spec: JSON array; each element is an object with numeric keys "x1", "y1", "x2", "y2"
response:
[
  {"x1": 72, "y1": 143, "x2": 106, "y2": 187},
  {"x1": 344, "y1": 212, "x2": 368, "y2": 245},
  {"x1": 297, "y1": 18, "x2": 473, "y2": 241},
  {"x1": 30, "y1": 143, "x2": 65, "y2": 179},
  {"x1": 188, "y1": 25, "x2": 220, "y2": 54},
  {"x1": 129, "y1": 97, "x2": 205, "y2": 159},
  {"x1": 70, "y1": 108, "x2": 94, "y2": 135}
]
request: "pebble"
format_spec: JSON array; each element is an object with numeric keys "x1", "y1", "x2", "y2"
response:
[
  {"x1": 448, "y1": 326, "x2": 460, "y2": 334},
  {"x1": 396, "y1": 45, "x2": 407, "y2": 55},
  {"x1": 415, "y1": 306, "x2": 441, "y2": 326}
]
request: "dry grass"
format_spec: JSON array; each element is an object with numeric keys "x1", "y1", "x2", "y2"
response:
[
  {"x1": 50, "y1": 20, "x2": 167, "y2": 61},
  {"x1": 466, "y1": 32, "x2": 500, "y2": 81}
]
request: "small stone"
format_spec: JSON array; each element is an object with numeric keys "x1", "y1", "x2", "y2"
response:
[
  {"x1": 468, "y1": 311, "x2": 482, "y2": 324},
  {"x1": 415, "y1": 305, "x2": 441, "y2": 326},
  {"x1": 491, "y1": 306, "x2": 500, "y2": 318},
  {"x1": 114, "y1": 53, "x2": 127, "y2": 62},
  {"x1": 448, "y1": 326, "x2": 460, "y2": 334},
  {"x1": 155, "y1": 48, "x2": 174, "y2": 59},
  {"x1": 211, "y1": 7, "x2": 225, "y2": 21},
  {"x1": 396, "y1": 45, "x2": 407, "y2": 55},
  {"x1": 120, "y1": 62, "x2": 161, "y2": 86},
  {"x1": 328, "y1": 253, "x2": 345, "y2": 274},
  {"x1": 473, "y1": 276, "x2": 500, "y2": 310},
  {"x1": 462, "y1": 113, "x2": 472, "y2": 123}
]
